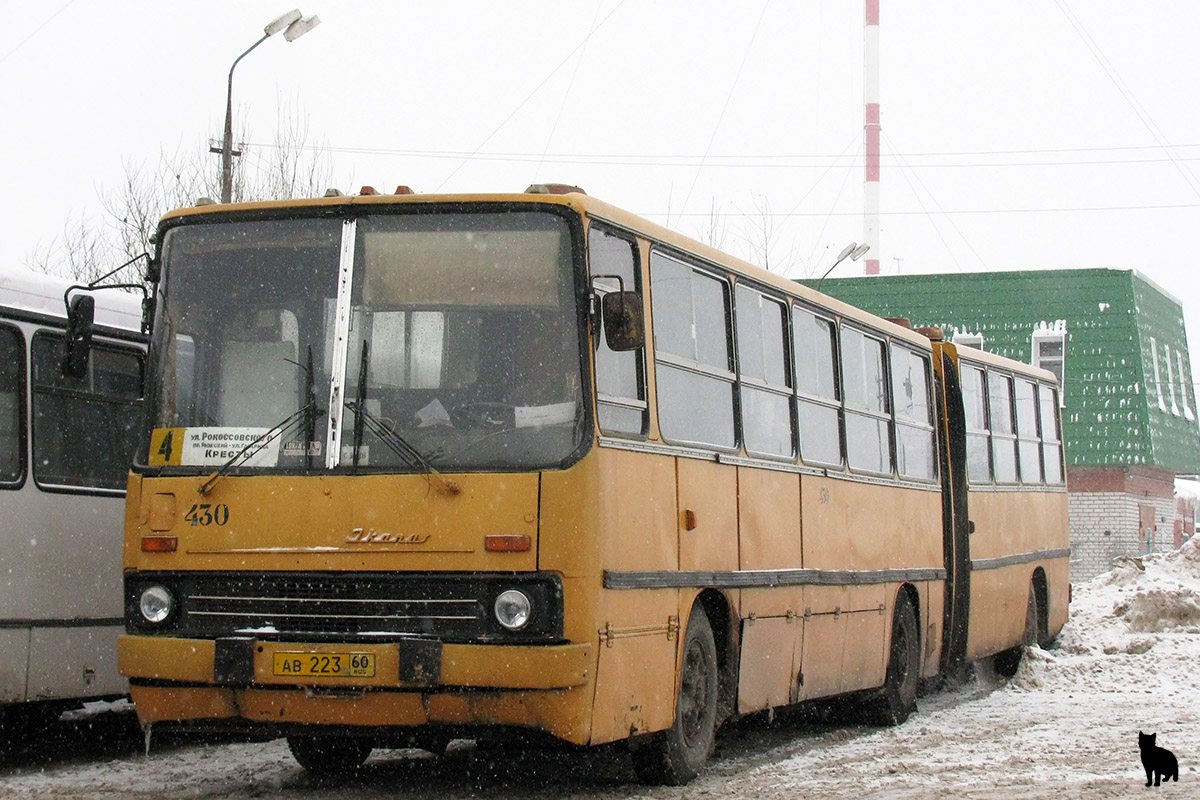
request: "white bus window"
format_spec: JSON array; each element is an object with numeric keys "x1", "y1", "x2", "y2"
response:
[
  {"x1": 651, "y1": 252, "x2": 735, "y2": 449},
  {"x1": 31, "y1": 333, "x2": 143, "y2": 491},
  {"x1": 736, "y1": 286, "x2": 792, "y2": 458},
  {"x1": 842, "y1": 326, "x2": 891, "y2": 474},
  {"x1": 988, "y1": 371, "x2": 1018, "y2": 484},
  {"x1": 891, "y1": 344, "x2": 936, "y2": 481},
  {"x1": 0, "y1": 326, "x2": 23, "y2": 485},
  {"x1": 961, "y1": 365, "x2": 991, "y2": 483},
  {"x1": 1015, "y1": 378, "x2": 1042, "y2": 484},
  {"x1": 591, "y1": 226, "x2": 646, "y2": 437},
  {"x1": 793, "y1": 306, "x2": 841, "y2": 466}
]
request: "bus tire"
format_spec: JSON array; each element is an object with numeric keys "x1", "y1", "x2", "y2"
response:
[
  {"x1": 631, "y1": 608, "x2": 719, "y2": 785},
  {"x1": 869, "y1": 594, "x2": 920, "y2": 726},
  {"x1": 994, "y1": 588, "x2": 1039, "y2": 677},
  {"x1": 287, "y1": 734, "x2": 373, "y2": 776}
]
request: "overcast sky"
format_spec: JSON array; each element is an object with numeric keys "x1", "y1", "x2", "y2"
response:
[{"x1": 2, "y1": 1, "x2": 1198, "y2": 379}]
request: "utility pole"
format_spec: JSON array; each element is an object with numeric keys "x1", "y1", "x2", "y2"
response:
[{"x1": 863, "y1": 0, "x2": 881, "y2": 275}]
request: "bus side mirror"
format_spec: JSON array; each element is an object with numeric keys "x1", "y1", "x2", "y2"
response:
[
  {"x1": 601, "y1": 291, "x2": 644, "y2": 351},
  {"x1": 63, "y1": 294, "x2": 96, "y2": 378}
]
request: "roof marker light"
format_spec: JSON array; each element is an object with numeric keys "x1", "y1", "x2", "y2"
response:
[{"x1": 525, "y1": 183, "x2": 586, "y2": 195}]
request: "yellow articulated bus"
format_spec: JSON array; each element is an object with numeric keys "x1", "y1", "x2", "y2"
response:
[{"x1": 117, "y1": 185, "x2": 1068, "y2": 784}]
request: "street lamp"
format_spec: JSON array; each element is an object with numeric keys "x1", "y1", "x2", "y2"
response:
[
  {"x1": 219, "y1": 9, "x2": 321, "y2": 203},
  {"x1": 816, "y1": 242, "x2": 870, "y2": 294}
]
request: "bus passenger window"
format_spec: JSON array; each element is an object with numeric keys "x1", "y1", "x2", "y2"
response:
[
  {"x1": 735, "y1": 287, "x2": 792, "y2": 458},
  {"x1": 590, "y1": 227, "x2": 646, "y2": 436},
  {"x1": 219, "y1": 310, "x2": 299, "y2": 429},
  {"x1": 31, "y1": 332, "x2": 143, "y2": 491},
  {"x1": 650, "y1": 253, "x2": 735, "y2": 449},
  {"x1": 793, "y1": 306, "x2": 841, "y2": 466},
  {"x1": 347, "y1": 310, "x2": 447, "y2": 391},
  {"x1": 961, "y1": 365, "x2": 991, "y2": 483},
  {"x1": 1039, "y1": 384, "x2": 1064, "y2": 485},
  {"x1": 1015, "y1": 378, "x2": 1042, "y2": 484},
  {"x1": 988, "y1": 371, "x2": 1018, "y2": 483},
  {"x1": 0, "y1": 326, "x2": 23, "y2": 485},
  {"x1": 891, "y1": 345, "x2": 936, "y2": 480},
  {"x1": 842, "y1": 326, "x2": 891, "y2": 474}
]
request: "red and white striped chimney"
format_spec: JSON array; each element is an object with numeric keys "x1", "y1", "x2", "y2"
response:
[{"x1": 864, "y1": 0, "x2": 881, "y2": 275}]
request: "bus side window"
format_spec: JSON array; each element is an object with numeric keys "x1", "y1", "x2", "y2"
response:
[
  {"x1": 793, "y1": 306, "x2": 841, "y2": 467},
  {"x1": 30, "y1": 332, "x2": 144, "y2": 492},
  {"x1": 1039, "y1": 384, "x2": 1064, "y2": 485},
  {"x1": 1015, "y1": 378, "x2": 1042, "y2": 484},
  {"x1": 961, "y1": 364, "x2": 991, "y2": 483},
  {"x1": 890, "y1": 344, "x2": 936, "y2": 481},
  {"x1": 590, "y1": 226, "x2": 646, "y2": 437},
  {"x1": 735, "y1": 286, "x2": 793, "y2": 459},
  {"x1": 988, "y1": 371, "x2": 1018, "y2": 484},
  {"x1": 650, "y1": 253, "x2": 735, "y2": 450},
  {"x1": 841, "y1": 326, "x2": 892, "y2": 474},
  {"x1": 0, "y1": 325, "x2": 24, "y2": 486}
]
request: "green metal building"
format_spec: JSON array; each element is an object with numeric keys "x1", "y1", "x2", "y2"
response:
[{"x1": 807, "y1": 268, "x2": 1200, "y2": 580}]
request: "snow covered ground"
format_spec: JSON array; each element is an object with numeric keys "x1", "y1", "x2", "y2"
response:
[{"x1": 2, "y1": 539, "x2": 1199, "y2": 799}]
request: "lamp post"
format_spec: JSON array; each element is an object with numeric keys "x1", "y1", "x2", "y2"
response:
[
  {"x1": 219, "y1": 9, "x2": 321, "y2": 203},
  {"x1": 816, "y1": 242, "x2": 870, "y2": 294}
]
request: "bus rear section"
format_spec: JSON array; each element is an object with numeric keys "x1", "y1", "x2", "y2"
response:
[{"x1": 949, "y1": 346, "x2": 1070, "y2": 673}]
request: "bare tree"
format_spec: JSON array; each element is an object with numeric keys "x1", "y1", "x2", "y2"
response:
[
  {"x1": 25, "y1": 212, "x2": 116, "y2": 285},
  {"x1": 695, "y1": 197, "x2": 729, "y2": 252},
  {"x1": 249, "y1": 97, "x2": 334, "y2": 201},
  {"x1": 733, "y1": 193, "x2": 804, "y2": 276}
]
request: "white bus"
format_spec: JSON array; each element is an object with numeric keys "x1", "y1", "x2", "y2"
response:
[{"x1": 0, "y1": 270, "x2": 145, "y2": 725}]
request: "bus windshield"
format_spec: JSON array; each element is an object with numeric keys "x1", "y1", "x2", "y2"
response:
[{"x1": 148, "y1": 208, "x2": 586, "y2": 473}]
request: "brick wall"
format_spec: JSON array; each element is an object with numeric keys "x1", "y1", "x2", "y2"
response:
[{"x1": 1066, "y1": 466, "x2": 1183, "y2": 581}]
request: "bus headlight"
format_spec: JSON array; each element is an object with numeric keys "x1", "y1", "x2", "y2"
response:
[
  {"x1": 139, "y1": 585, "x2": 175, "y2": 625},
  {"x1": 494, "y1": 589, "x2": 532, "y2": 631}
]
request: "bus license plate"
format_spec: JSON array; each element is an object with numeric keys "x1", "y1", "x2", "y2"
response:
[{"x1": 273, "y1": 652, "x2": 376, "y2": 678}]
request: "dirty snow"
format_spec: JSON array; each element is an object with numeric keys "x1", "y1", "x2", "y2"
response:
[{"x1": 3, "y1": 539, "x2": 1200, "y2": 798}]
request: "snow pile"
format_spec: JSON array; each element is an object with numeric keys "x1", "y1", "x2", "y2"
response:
[{"x1": 1056, "y1": 535, "x2": 1200, "y2": 657}]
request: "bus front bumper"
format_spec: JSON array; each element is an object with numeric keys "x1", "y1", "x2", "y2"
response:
[{"x1": 120, "y1": 635, "x2": 594, "y2": 738}]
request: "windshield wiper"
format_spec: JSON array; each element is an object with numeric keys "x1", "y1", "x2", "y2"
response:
[
  {"x1": 352, "y1": 340, "x2": 369, "y2": 470},
  {"x1": 343, "y1": 339, "x2": 457, "y2": 495},
  {"x1": 198, "y1": 403, "x2": 313, "y2": 496},
  {"x1": 302, "y1": 345, "x2": 318, "y2": 472}
]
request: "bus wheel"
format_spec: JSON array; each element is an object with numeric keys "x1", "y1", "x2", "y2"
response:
[
  {"x1": 995, "y1": 588, "x2": 1039, "y2": 677},
  {"x1": 287, "y1": 734, "x2": 373, "y2": 776},
  {"x1": 631, "y1": 609, "x2": 719, "y2": 785},
  {"x1": 869, "y1": 594, "x2": 920, "y2": 726}
]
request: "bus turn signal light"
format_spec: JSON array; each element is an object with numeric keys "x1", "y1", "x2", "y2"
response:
[
  {"x1": 485, "y1": 534, "x2": 531, "y2": 552},
  {"x1": 141, "y1": 536, "x2": 178, "y2": 553}
]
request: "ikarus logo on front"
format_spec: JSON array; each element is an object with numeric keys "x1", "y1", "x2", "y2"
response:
[{"x1": 345, "y1": 528, "x2": 431, "y2": 545}]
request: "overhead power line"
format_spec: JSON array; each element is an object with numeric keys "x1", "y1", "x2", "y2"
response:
[
  {"x1": 1053, "y1": 0, "x2": 1200, "y2": 199},
  {"x1": 0, "y1": 1, "x2": 77, "y2": 66},
  {"x1": 241, "y1": 142, "x2": 1200, "y2": 170},
  {"x1": 651, "y1": 203, "x2": 1200, "y2": 218}
]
